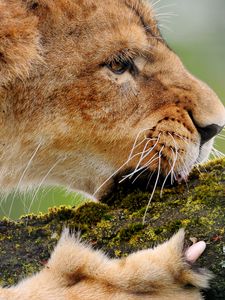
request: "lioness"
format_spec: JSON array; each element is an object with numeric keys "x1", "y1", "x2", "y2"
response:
[{"x1": 0, "y1": 0, "x2": 224, "y2": 299}]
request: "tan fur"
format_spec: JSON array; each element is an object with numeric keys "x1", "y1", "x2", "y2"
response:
[
  {"x1": 0, "y1": 229, "x2": 212, "y2": 300},
  {"x1": 0, "y1": 0, "x2": 225, "y2": 298},
  {"x1": 0, "y1": 0, "x2": 224, "y2": 196}
]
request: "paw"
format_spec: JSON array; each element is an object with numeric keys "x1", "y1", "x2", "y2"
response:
[
  {"x1": 113, "y1": 229, "x2": 212, "y2": 294},
  {"x1": 0, "y1": 288, "x2": 11, "y2": 300},
  {"x1": 149, "y1": 229, "x2": 213, "y2": 290}
]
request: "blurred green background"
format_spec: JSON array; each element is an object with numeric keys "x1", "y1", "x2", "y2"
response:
[{"x1": 0, "y1": 0, "x2": 224, "y2": 220}]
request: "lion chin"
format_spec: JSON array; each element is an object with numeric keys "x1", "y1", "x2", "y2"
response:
[{"x1": 0, "y1": 0, "x2": 225, "y2": 299}]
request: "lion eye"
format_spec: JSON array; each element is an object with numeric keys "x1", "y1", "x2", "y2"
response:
[{"x1": 106, "y1": 60, "x2": 131, "y2": 75}]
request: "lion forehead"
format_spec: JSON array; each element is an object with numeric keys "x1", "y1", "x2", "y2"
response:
[{"x1": 26, "y1": 0, "x2": 159, "y2": 41}]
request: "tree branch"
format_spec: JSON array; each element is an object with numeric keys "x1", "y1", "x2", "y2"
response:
[{"x1": 0, "y1": 158, "x2": 225, "y2": 299}]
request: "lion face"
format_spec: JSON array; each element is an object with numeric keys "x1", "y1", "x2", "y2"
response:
[{"x1": 0, "y1": 0, "x2": 225, "y2": 197}]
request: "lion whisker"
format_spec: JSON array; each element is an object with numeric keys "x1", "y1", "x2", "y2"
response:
[
  {"x1": 132, "y1": 137, "x2": 159, "y2": 173},
  {"x1": 211, "y1": 147, "x2": 225, "y2": 158},
  {"x1": 26, "y1": 158, "x2": 63, "y2": 217},
  {"x1": 151, "y1": 0, "x2": 162, "y2": 10},
  {"x1": 168, "y1": 147, "x2": 177, "y2": 184},
  {"x1": 178, "y1": 153, "x2": 190, "y2": 176},
  {"x1": 0, "y1": 192, "x2": 9, "y2": 217},
  {"x1": 168, "y1": 133, "x2": 179, "y2": 182},
  {"x1": 154, "y1": 3, "x2": 176, "y2": 12},
  {"x1": 93, "y1": 137, "x2": 157, "y2": 196},
  {"x1": 155, "y1": 12, "x2": 178, "y2": 17},
  {"x1": 146, "y1": 170, "x2": 156, "y2": 189},
  {"x1": 8, "y1": 141, "x2": 42, "y2": 219},
  {"x1": 172, "y1": 133, "x2": 199, "y2": 147},
  {"x1": 128, "y1": 127, "x2": 156, "y2": 161},
  {"x1": 160, "y1": 153, "x2": 175, "y2": 198},
  {"x1": 35, "y1": 186, "x2": 52, "y2": 214},
  {"x1": 120, "y1": 151, "x2": 159, "y2": 182},
  {"x1": 121, "y1": 135, "x2": 161, "y2": 182},
  {"x1": 131, "y1": 167, "x2": 149, "y2": 183},
  {"x1": 216, "y1": 134, "x2": 225, "y2": 140},
  {"x1": 140, "y1": 151, "x2": 159, "y2": 169},
  {"x1": 158, "y1": 23, "x2": 173, "y2": 33},
  {"x1": 142, "y1": 146, "x2": 164, "y2": 224}
]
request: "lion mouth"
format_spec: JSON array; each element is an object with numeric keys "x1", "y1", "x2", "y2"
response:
[
  {"x1": 114, "y1": 169, "x2": 173, "y2": 191},
  {"x1": 118, "y1": 165, "x2": 182, "y2": 191},
  {"x1": 109, "y1": 128, "x2": 214, "y2": 196},
  {"x1": 117, "y1": 145, "x2": 201, "y2": 191}
]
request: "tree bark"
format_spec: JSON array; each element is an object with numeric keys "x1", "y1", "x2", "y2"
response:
[{"x1": 0, "y1": 158, "x2": 225, "y2": 299}]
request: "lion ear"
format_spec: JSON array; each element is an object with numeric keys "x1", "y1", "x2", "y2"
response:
[{"x1": 0, "y1": 1, "x2": 42, "y2": 86}]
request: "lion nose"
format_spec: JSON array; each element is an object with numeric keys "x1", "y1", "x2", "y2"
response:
[{"x1": 197, "y1": 124, "x2": 224, "y2": 146}]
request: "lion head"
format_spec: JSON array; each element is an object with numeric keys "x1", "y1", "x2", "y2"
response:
[{"x1": 0, "y1": 0, "x2": 224, "y2": 198}]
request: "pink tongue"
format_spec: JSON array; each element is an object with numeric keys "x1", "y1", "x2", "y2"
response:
[{"x1": 185, "y1": 241, "x2": 206, "y2": 263}]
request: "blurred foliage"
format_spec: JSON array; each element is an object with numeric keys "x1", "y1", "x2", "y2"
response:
[
  {"x1": 160, "y1": 0, "x2": 225, "y2": 102},
  {"x1": 0, "y1": 0, "x2": 224, "y2": 219},
  {"x1": 0, "y1": 188, "x2": 86, "y2": 220}
]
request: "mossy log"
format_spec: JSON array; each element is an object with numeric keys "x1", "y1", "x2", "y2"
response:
[{"x1": 0, "y1": 159, "x2": 225, "y2": 299}]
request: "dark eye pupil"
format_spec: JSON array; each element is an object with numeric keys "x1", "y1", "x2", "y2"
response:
[
  {"x1": 107, "y1": 61, "x2": 130, "y2": 75},
  {"x1": 30, "y1": 2, "x2": 39, "y2": 9}
]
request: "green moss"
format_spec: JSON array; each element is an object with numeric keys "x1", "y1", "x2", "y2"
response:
[
  {"x1": 117, "y1": 223, "x2": 145, "y2": 241},
  {"x1": 74, "y1": 202, "x2": 109, "y2": 225},
  {"x1": 0, "y1": 159, "x2": 225, "y2": 299},
  {"x1": 117, "y1": 191, "x2": 152, "y2": 211}
]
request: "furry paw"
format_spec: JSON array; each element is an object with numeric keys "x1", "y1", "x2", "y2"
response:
[
  {"x1": 95, "y1": 229, "x2": 213, "y2": 294},
  {"x1": 0, "y1": 229, "x2": 212, "y2": 300},
  {"x1": 145, "y1": 229, "x2": 212, "y2": 290},
  {"x1": 46, "y1": 229, "x2": 213, "y2": 296}
]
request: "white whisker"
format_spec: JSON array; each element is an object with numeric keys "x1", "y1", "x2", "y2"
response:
[
  {"x1": 154, "y1": 3, "x2": 176, "y2": 12},
  {"x1": 168, "y1": 133, "x2": 178, "y2": 182},
  {"x1": 121, "y1": 151, "x2": 159, "y2": 183},
  {"x1": 132, "y1": 137, "x2": 159, "y2": 174},
  {"x1": 120, "y1": 135, "x2": 161, "y2": 182},
  {"x1": 212, "y1": 147, "x2": 225, "y2": 158},
  {"x1": 168, "y1": 147, "x2": 176, "y2": 184},
  {"x1": 131, "y1": 167, "x2": 148, "y2": 183},
  {"x1": 128, "y1": 137, "x2": 148, "y2": 160},
  {"x1": 142, "y1": 146, "x2": 164, "y2": 224},
  {"x1": 155, "y1": 12, "x2": 178, "y2": 17},
  {"x1": 93, "y1": 141, "x2": 151, "y2": 196},
  {"x1": 160, "y1": 154, "x2": 174, "y2": 198},
  {"x1": 26, "y1": 158, "x2": 62, "y2": 216},
  {"x1": 158, "y1": 23, "x2": 173, "y2": 33},
  {"x1": 146, "y1": 170, "x2": 156, "y2": 189},
  {"x1": 8, "y1": 141, "x2": 42, "y2": 219},
  {"x1": 128, "y1": 127, "x2": 154, "y2": 160},
  {"x1": 151, "y1": 0, "x2": 162, "y2": 9},
  {"x1": 93, "y1": 130, "x2": 159, "y2": 196},
  {"x1": 217, "y1": 135, "x2": 225, "y2": 140}
]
